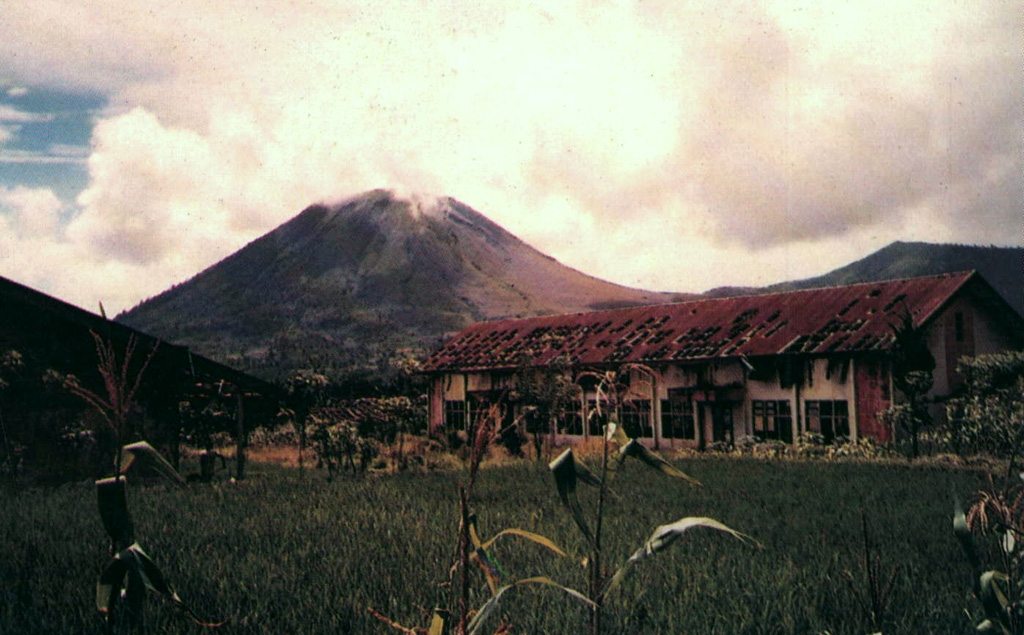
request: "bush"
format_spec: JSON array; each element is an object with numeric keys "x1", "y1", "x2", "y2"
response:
[{"x1": 946, "y1": 352, "x2": 1024, "y2": 459}]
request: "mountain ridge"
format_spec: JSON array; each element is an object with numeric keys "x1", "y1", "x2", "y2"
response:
[{"x1": 704, "y1": 240, "x2": 1022, "y2": 315}]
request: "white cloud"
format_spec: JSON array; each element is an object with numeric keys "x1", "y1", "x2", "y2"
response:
[
  {"x1": 0, "y1": 104, "x2": 52, "y2": 123},
  {"x1": 0, "y1": 186, "x2": 62, "y2": 236},
  {"x1": 0, "y1": 147, "x2": 88, "y2": 164},
  {"x1": 6, "y1": 87, "x2": 28, "y2": 98},
  {"x1": 0, "y1": 186, "x2": 86, "y2": 306},
  {"x1": 0, "y1": 0, "x2": 1019, "y2": 312}
]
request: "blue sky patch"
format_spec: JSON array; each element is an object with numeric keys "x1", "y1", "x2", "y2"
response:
[{"x1": 0, "y1": 86, "x2": 105, "y2": 203}]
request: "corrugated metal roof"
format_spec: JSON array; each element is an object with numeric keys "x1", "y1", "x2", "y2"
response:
[{"x1": 422, "y1": 271, "x2": 978, "y2": 372}]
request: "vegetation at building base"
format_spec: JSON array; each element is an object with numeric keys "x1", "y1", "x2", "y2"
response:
[{"x1": 946, "y1": 351, "x2": 1024, "y2": 460}]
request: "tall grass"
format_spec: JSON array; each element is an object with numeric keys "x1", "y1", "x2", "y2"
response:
[{"x1": 0, "y1": 457, "x2": 985, "y2": 634}]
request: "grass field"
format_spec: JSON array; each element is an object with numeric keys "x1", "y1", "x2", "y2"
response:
[{"x1": 0, "y1": 455, "x2": 990, "y2": 634}]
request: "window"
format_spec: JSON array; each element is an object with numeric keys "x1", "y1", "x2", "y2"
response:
[
  {"x1": 524, "y1": 408, "x2": 547, "y2": 434},
  {"x1": 805, "y1": 400, "x2": 850, "y2": 442},
  {"x1": 586, "y1": 400, "x2": 606, "y2": 437},
  {"x1": 444, "y1": 400, "x2": 466, "y2": 430},
  {"x1": 468, "y1": 394, "x2": 493, "y2": 428},
  {"x1": 559, "y1": 411, "x2": 584, "y2": 436},
  {"x1": 621, "y1": 400, "x2": 652, "y2": 438},
  {"x1": 661, "y1": 397, "x2": 695, "y2": 439},
  {"x1": 751, "y1": 400, "x2": 792, "y2": 443},
  {"x1": 709, "y1": 403, "x2": 735, "y2": 444}
]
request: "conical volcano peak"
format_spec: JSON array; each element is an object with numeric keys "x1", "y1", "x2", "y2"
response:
[
  {"x1": 322, "y1": 188, "x2": 452, "y2": 220},
  {"x1": 400, "y1": 190, "x2": 452, "y2": 219}
]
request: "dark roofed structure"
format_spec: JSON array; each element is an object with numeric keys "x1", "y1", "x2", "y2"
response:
[
  {"x1": 1, "y1": 275, "x2": 277, "y2": 481},
  {"x1": 0, "y1": 275, "x2": 272, "y2": 394}
]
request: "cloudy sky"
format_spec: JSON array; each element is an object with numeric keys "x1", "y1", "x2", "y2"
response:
[{"x1": 1, "y1": 0, "x2": 1020, "y2": 314}]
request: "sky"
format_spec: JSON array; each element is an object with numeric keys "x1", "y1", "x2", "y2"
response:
[{"x1": 0, "y1": 0, "x2": 1020, "y2": 315}]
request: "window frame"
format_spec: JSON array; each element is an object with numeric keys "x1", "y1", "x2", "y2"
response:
[
  {"x1": 444, "y1": 399, "x2": 466, "y2": 431},
  {"x1": 751, "y1": 399, "x2": 792, "y2": 442},
  {"x1": 620, "y1": 399, "x2": 652, "y2": 439},
  {"x1": 804, "y1": 399, "x2": 850, "y2": 442},
  {"x1": 660, "y1": 396, "x2": 696, "y2": 440}
]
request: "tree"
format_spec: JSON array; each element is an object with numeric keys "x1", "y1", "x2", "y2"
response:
[
  {"x1": 282, "y1": 369, "x2": 330, "y2": 471},
  {"x1": 509, "y1": 361, "x2": 579, "y2": 461},
  {"x1": 886, "y1": 310, "x2": 935, "y2": 458}
]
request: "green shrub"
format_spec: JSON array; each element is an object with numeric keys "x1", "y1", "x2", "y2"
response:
[{"x1": 947, "y1": 352, "x2": 1024, "y2": 460}]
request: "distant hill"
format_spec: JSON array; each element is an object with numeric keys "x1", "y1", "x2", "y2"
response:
[
  {"x1": 116, "y1": 190, "x2": 687, "y2": 383},
  {"x1": 705, "y1": 241, "x2": 1022, "y2": 315}
]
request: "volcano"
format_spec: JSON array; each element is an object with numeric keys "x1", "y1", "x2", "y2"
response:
[{"x1": 116, "y1": 190, "x2": 685, "y2": 381}]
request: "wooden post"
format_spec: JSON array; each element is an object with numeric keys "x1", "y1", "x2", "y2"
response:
[
  {"x1": 651, "y1": 372, "x2": 660, "y2": 450},
  {"x1": 235, "y1": 390, "x2": 246, "y2": 481},
  {"x1": 170, "y1": 423, "x2": 181, "y2": 472}
]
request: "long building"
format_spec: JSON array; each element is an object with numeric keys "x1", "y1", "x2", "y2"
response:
[{"x1": 421, "y1": 271, "x2": 1023, "y2": 448}]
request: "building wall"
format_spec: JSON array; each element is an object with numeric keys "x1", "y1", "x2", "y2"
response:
[
  {"x1": 428, "y1": 354, "x2": 876, "y2": 445},
  {"x1": 854, "y1": 357, "x2": 892, "y2": 442},
  {"x1": 927, "y1": 292, "x2": 1021, "y2": 398}
]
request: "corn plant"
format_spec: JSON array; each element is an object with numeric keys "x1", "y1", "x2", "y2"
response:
[
  {"x1": 65, "y1": 331, "x2": 220, "y2": 632},
  {"x1": 374, "y1": 404, "x2": 592, "y2": 635},
  {"x1": 542, "y1": 367, "x2": 756, "y2": 635},
  {"x1": 842, "y1": 507, "x2": 899, "y2": 634},
  {"x1": 955, "y1": 472, "x2": 1024, "y2": 634},
  {"x1": 95, "y1": 442, "x2": 222, "y2": 632}
]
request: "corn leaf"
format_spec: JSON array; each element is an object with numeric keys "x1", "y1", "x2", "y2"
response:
[
  {"x1": 549, "y1": 449, "x2": 593, "y2": 543},
  {"x1": 482, "y1": 528, "x2": 568, "y2": 557},
  {"x1": 605, "y1": 420, "x2": 630, "y2": 447},
  {"x1": 619, "y1": 440, "x2": 700, "y2": 485},
  {"x1": 125, "y1": 564, "x2": 146, "y2": 626},
  {"x1": 954, "y1": 497, "x2": 980, "y2": 572},
  {"x1": 96, "y1": 477, "x2": 135, "y2": 547},
  {"x1": 472, "y1": 546, "x2": 502, "y2": 595},
  {"x1": 96, "y1": 555, "x2": 130, "y2": 617},
  {"x1": 468, "y1": 514, "x2": 504, "y2": 593},
  {"x1": 573, "y1": 458, "x2": 602, "y2": 487},
  {"x1": 126, "y1": 543, "x2": 225, "y2": 627},
  {"x1": 427, "y1": 608, "x2": 448, "y2": 635},
  {"x1": 1001, "y1": 529, "x2": 1016, "y2": 556},
  {"x1": 120, "y1": 441, "x2": 185, "y2": 487},
  {"x1": 978, "y1": 570, "x2": 1011, "y2": 629},
  {"x1": 603, "y1": 516, "x2": 756, "y2": 598},
  {"x1": 467, "y1": 576, "x2": 594, "y2": 635}
]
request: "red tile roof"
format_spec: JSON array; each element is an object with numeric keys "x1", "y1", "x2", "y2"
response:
[{"x1": 422, "y1": 271, "x2": 979, "y2": 372}]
